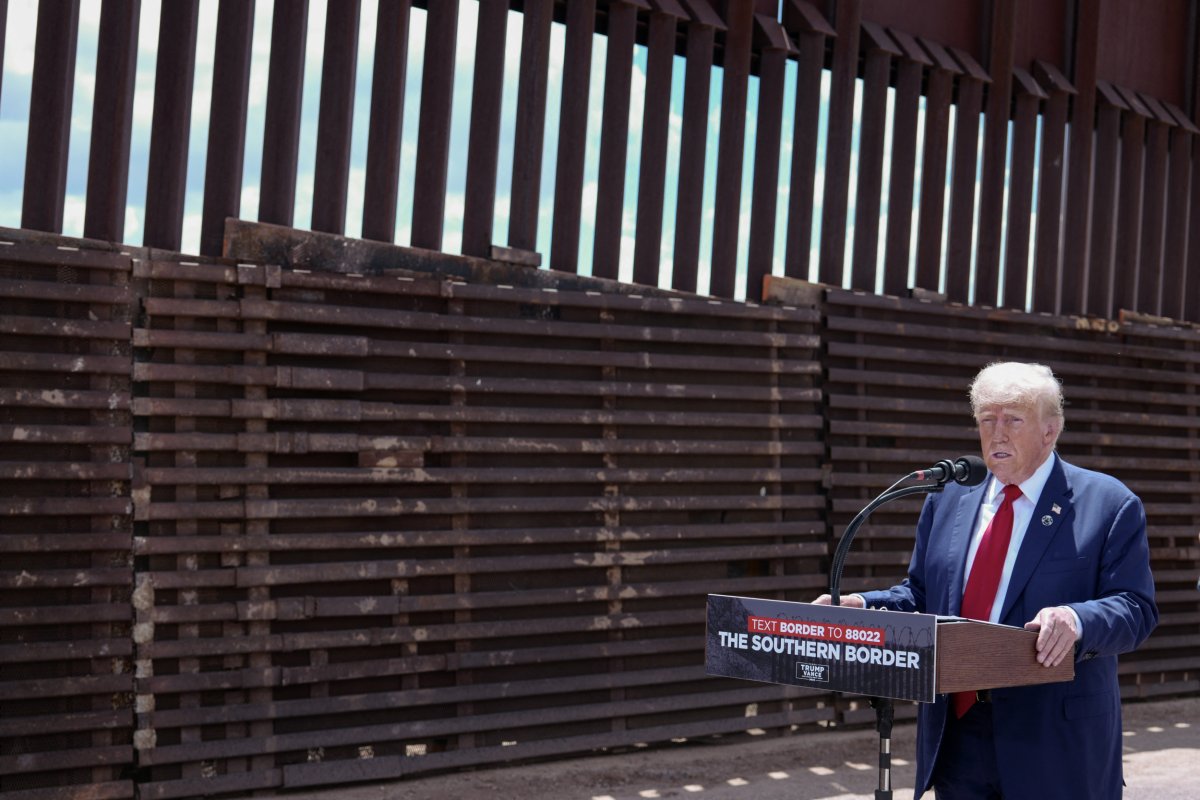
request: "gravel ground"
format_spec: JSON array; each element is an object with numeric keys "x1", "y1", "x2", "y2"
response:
[{"x1": 281, "y1": 696, "x2": 1198, "y2": 800}]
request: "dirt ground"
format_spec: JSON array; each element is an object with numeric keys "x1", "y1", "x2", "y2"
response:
[{"x1": 282, "y1": 696, "x2": 1198, "y2": 800}]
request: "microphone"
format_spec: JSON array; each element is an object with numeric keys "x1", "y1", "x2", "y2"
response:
[{"x1": 915, "y1": 455, "x2": 987, "y2": 486}]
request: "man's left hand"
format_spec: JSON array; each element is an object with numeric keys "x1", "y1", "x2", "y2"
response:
[{"x1": 1024, "y1": 606, "x2": 1080, "y2": 667}]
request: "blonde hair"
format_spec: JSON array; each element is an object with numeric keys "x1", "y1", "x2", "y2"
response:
[{"x1": 969, "y1": 361, "x2": 1064, "y2": 435}]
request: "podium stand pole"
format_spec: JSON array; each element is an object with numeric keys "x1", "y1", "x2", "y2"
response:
[{"x1": 870, "y1": 696, "x2": 895, "y2": 800}]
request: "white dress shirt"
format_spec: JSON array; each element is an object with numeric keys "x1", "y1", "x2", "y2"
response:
[{"x1": 965, "y1": 452, "x2": 1082, "y2": 633}]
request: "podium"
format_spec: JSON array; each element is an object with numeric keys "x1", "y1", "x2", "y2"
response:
[
  {"x1": 705, "y1": 595, "x2": 1073, "y2": 704},
  {"x1": 933, "y1": 615, "x2": 1073, "y2": 694}
]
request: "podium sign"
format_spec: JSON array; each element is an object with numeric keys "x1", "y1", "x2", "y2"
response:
[{"x1": 705, "y1": 594, "x2": 938, "y2": 703}]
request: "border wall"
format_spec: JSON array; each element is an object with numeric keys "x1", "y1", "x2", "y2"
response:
[{"x1": 2, "y1": 224, "x2": 1196, "y2": 799}]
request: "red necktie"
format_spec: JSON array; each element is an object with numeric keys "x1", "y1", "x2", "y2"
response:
[{"x1": 953, "y1": 483, "x2": 1023, "y2": 718}]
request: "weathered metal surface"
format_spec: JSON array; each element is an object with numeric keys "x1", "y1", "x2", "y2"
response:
[
  {"x1": 362, "y1": 0, "x2": 413, "y2": 243},
  {"x1": 21, "y1": 0, "x2": 78, "y2": 234},
  {"x1": 142, "y1": 0, "x2": 199, "y2": 251},
  {"x1": 83, "y1": 0, "x2": 140, "y2": 243},
  {"x1": 0, "y1": 237, "x2": 134, "y2": 798},
  {"x1": 5, "y1": 0, "x2": 1200, "y2": 795},
  {"x1": 310, "y1": 0, "x2": 361, "y2": 234},
  {"x1": 257, "y1": 0, "x2": 308, "y2": 226}
]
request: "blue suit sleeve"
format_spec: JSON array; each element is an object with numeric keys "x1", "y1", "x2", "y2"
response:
[
  {"x1": 858, "y1": 494, "x2": 936, "y2": 613},
  {"x1": 1067, "y1": 493, "x2": 1158, "y2": 659}
]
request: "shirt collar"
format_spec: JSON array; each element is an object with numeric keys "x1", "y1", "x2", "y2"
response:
[{"x1": 986, "y1": 450, "x2": 1056, "y2": 506}]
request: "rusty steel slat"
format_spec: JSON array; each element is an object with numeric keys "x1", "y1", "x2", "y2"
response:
[
  {"x1": 0, "y1": 351, "x2": 132, "y2": 375},
  {"x1": 198, "y1": 0, "x2": 255, "y2": 257},
  {"x1": 83, "y1": 0, "x2": 140, "y2": 242},
  {"x1": 133, "y1": 519, "x2": 822, "y2": 555},
  {"x1": 504, "y1": 0, "x2": 552, "y2": 253},
  {"x1": 671, "y1": 16, "x2": 716, "y2": 292},
  {"x1": 1160, "y1": 128, "x2": 1191, "y2": 321},
  {"x1": 218, "y1": 398, "x2": 827, "y2": 428},
  {"x1": 130, "y1": 359, "x2": 820, "y2": 398},
  {"x1": 364, "y1": 371, "x2": 821, "y2": 400},
  {"x1": 591, "y1": 0, "x2": 638, "y2": 279},
  {"x1": 133, "y1": 258, "x2": 240, "y2": 282},
  {"x1": 708, "y1": 0, "x2": 753, "y2": 298},
  {"x1": 1137, "y1": 104, "x2": 1170, "y2": 315},
  {"x1": 913, "y1": 38, "x2": 957, "y2": 292},
  {"x1": 461, "y1": 0, "x2": 508, "y2": 257},
  {"x1": 142, "y1": 0, "x2": 199, "y2": 250},
  {"x1": 0, "y1": 424, "x2": 132, "y2": 445},
  {"x1": 1061, "y1": 0, "x2": 1100, "y2": 314},
  {"x1": 310, "y1": 0, "x2": 361, "y2": 234},
  {"x1": 782, "y1": 26, "x2": 827, "y2": 280},
  {"x1": 1001, "y1": 71, "x2": 1043, "y2": 310},
  {"x1": 0, "y1": 783, "x2": 132, "y2": 800},
  {"x1": 0, "y1": 603, "x2": 130, "y2": 627},
  {"x1": 0, "y1": 638, "x2": 133, "y2": 664},
  {"x1": 880, "y1": 31, "x2": 928, "y2": 298},
  {"x1": 973, "y1": 0, "x2": 1016, "y2": 307},
  {"x1": 1031, "y1": 62, "x2": 1073, "y2": 314},
  {"x1": 258, "y1": 0, "x2": 308, "y2": 225},
  {"x1": 21, "y1": 0, "x2": 79, "y2": 233},
  {"x1": 632, "y1": 10, "x2": 678, "y2": 287},
  {"x1": 0, "y1": 746, "x2": 133, "y2": 776},
  {"x1": 137, "y1": 667, "x2": 283, "y2": 694},
  {"x1": 0, "y1": 708, "x2": 130, "y2": 738},
  {"x1": 0, "y1": 462, "x2": 130, "y2": 480},
  {"x1": 0, "y1": 566, "x2": 130, "y2": 589},
  {"x1": 141, "y1": 490, "x2": 825, "y2": 522},
  {"x1": 817, "y1": 0, "x2": 861, "y2": 286},
  {"x1": 133, "y1": 397, "x2": 231, "y2": 416},
  {"x1": 141, "y1": 464, "x2": 824, "y2": 485},
  {"x1": 1088, "y1": 90, "x2": 1123, "y2": 315},
  {"x1": 744, "y1": 18, "x2": 788, "y2": 301},
  {"x1": 0, "y1": 0, "x2": 6, "y2": 101},
  {"x1": 0, "y1": 532, "x2": 131, "y2": 552},
  {"x1": 848, "y1": 26, "x2": 896, "y2": 292},
  {"x1": 240, "y1": 540, "x2": 816, "y2": 584},
  {"x1": 133, "y1": 327, "x2": 269, "y2": 350},
  {"x1": 138, "y1": 773, "x2": 280, "y2": 800},
  {"x1": 2, "y1": 314, "x2": 131, "y2": 339},
  {"x1": 137, "y1": 609, "x2": 705, "y2": 662},
  {"x1": 132, "y1": 361, "x2": 363, "y2": 390},
  {"x1": 1113, "y1": 104, "x2": 1148, "y2": 316},
  {"x1": 361, "y1": 0, "x2": 412, "y2": 243},
  {"x1": 0, "y1": 277, "x2": 132, "y2": 304},
  {"x1": 0, "y1": 240, "x2": 129, "y2": 270},
  {"x1": 142, "y1": 296, "x2": 239, "y2": 318},
  {"x1": 944, "y1": 49, "x2": 987, "y2": 303},
  {"x1": 0, "y1": 388, "x2": 130, "y2": 410},
  {"x1": 410, "y1": 0, "x2": 459, "y2": 250},
  {"x1": 548, "y1": 0, "x2": 597, "y2": 271},
  {"x1": 1189, "y1": 137, "x2": 1200, "y2": 323}
]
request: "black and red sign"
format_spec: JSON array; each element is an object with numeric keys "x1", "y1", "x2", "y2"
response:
[{"x1": 705, "y1": 594, "x2": 938, "y2": 702}]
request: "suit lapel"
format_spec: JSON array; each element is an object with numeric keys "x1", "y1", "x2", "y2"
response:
[
  {"x1": 944, "y1": 481, "x2": 987, "y2": 616},
  {"x1": 997, "y1": 454, "x2": 1073, "y2": 623}
]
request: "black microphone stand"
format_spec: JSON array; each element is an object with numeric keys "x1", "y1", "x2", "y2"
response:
[{"x1": 827, "y1": 477, "x2": 946, "y2": 800}]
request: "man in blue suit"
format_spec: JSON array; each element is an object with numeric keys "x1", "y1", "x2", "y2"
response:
[{"x1": 816, "y1": 362, "x2": 1157, "y2": 799}]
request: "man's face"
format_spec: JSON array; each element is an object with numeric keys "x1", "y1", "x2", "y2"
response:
[{"x1": 976, "y1": 403, "x2": 1057, "y2": 486}]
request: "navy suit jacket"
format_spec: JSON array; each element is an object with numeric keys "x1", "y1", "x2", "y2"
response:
[{"x1": 860, "y1": 454, "x2": 1158, "y2": 800}]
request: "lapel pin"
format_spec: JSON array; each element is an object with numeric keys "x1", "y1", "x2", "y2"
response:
[
  {"x1": 1051, "y1": 503, "x2": 1062, "y2": 515},
  {"x1": 1041, "y1": 514, "x2": 1054, "y2": 527}
]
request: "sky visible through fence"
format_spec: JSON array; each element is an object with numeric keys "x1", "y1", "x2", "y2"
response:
[{"x1": 0, "y1": 0, "x2": 1040, "y2": 303}]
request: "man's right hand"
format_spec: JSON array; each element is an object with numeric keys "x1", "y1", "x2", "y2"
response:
[{"x1": 812, "y1": 593, "x2": 865, "y2": 607}]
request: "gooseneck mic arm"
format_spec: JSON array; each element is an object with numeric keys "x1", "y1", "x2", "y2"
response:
[{"x1": 827, "y1": 455, "x2": 985, "y2": 606}]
